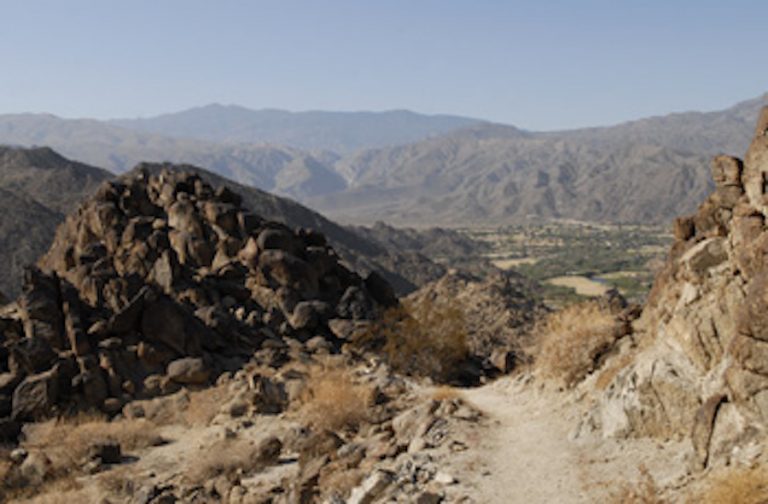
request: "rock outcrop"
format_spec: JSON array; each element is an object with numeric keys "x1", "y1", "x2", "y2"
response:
[
  {"x1": 587, "y1": 107, "x2": 768, "y2": 470},
  {"x1": 0, "y1": 167, "x2": 396, "y2": 435}
]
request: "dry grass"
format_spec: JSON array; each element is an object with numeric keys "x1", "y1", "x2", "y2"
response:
[
  {"x1": 300, "y1": 366, "x2": 373, "y2": 431},
  {"x1": 689, "y1": 465, "x2": 768, "y2": 504},
  {"x1": 184, "y1": 385, "x2": 230, "y2": 426},
  {"x1": 536, "y1": 300, "x2": 621, "y2": 388},
  {"x1": 430, "y1": 386, "x2": 464, "y2": 402},
  {"x1": 1, "y1": 413, "x2": 162, "y2": 500},
  {"x1": 7, "y1": 481, "x2": 92, "y2": 504},
  {"x1": 364, "y1": 297, "x2": 469, "y2": 383},
  {"x1": 184, "y1": 439, "x2": 261, "y2": 482},
  {"x1": 23, "y1": 413, "x2": 162, "y2": 466}
]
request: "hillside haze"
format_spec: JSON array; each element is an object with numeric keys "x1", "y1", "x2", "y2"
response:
[
  {"x1": 0, "y1": 93, "x2": 765, "y2": 227},
  {"x1": 111, "y1": 105, "x2": 482, "y2": 154}
]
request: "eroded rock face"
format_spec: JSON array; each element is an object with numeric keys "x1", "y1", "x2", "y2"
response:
[
  {"x1": 0, "y1": 166, "x2": 393, "y2": 432},
  {"x1": 589, "y1": 107, "x2": 768, "y2": 469}
]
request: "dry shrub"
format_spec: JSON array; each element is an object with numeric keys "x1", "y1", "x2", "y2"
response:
[
  {"x1": 23, "y1": 413, "x2": 162, "y2": 467},
  {"x1": 185, "y1": 439, "x2": 261, "y2": 482},
  {"x1": 610, "y1": 465, "x2": 665, "y2": 504},
  {"x1": 184, "y1": 385, "x2": 230, "y2": 426},
  {"x1": 430, "y1": 386, "x2": 464, "y2": 402},
  {"x1": 691, "y1": 465, "x2": 768, "y2": 504},
  {"x1": 300, "y1": 366, "x2": 373, "y2": 431},
  {"x1": 366, "y1": 297, "x2": 469, "y2": 383},
  {"x1": 536, "y1": 300, "x2": 621, "y2": 387},
  {"x1": 0, "y1": 413, "x2": 161, "y2": 499},
  {"x1": 8, "y1": 481, "x2": 91, "y2": 504}
]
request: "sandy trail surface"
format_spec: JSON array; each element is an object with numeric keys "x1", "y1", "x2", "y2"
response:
[{"x1": 452, "y1": 376, "x2": 691, "y2": 503}]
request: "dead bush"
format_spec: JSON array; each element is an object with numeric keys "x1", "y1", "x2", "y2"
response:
[
  {"x1": 430, "y1": 386, "x2": 464, "y2": 402},
  {"x1": 690, "y1": 465, "x2": 768, "y2": 504},
  {"x1": 1, "y1": 413, "x2": 162, "y2": 500},
  {"x1": 185, "y1": 439, "x2": 257, "y2": 482},
  {"x1": 536, "y1": 300, "x2": 622, "y2": 388},
  {"x1": 364, "y1": 297, "x2": 469, "y2": 383},
  {"x1": 300, "y1": 366, "x2": 373, "y2": 432},
  {"x1": 184, "y1": 385, "x2": 230, "y2": 426}
]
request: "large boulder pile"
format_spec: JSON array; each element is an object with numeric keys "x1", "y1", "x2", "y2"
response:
[
  {"x1": 587, "y1": 107, "x2": 768, "y2": 469},
  {"x1": 0, "y1": 167, "x2": 396, "y2": 436}
]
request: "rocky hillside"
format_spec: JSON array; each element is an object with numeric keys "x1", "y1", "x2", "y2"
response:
[
  {"x1": 0, "y1": 168, "x2": 397, "y2": 434},
  {"x1": 313, "y1": 132, "x2": 715, "y2": 225},
  {"x1": 0, "y1": 146, "x2": 464, "y2": 298},
  {"x1": 0, "y1": 147, "x2": 113, "y2": 297},
  {"x1": 128, "y1": 163, "x2": 452, "y2": 295},
  {"x1": 583, "y1": 105, "x2": 768, "y2": 471}
]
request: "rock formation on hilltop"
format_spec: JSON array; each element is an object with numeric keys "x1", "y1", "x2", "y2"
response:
[
  {"x1": 0, "y1": 168, "x2": 396, "y2": 437},
  {"x1": 586, "y1": 106, "x2": 768, "y2": 470}
]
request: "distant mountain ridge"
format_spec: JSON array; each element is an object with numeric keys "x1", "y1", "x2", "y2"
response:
[
  {"x1": 111, "y1": 105, "x2": 483, "y2": 154},
  {"x1": 0, "y1": 93, "x2": 765, "y2": 227}
]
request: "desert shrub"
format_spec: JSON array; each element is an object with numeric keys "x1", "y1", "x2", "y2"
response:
[
  {"x1": 184, "y1": 385, "x2": 230, "y2": 426},
  {"x1": 185, "y1": 439, "x2": 259, "y2": 482},
  {"x1": 365, "y1": 297, "x2": 469, "y2": 383},
  {"x1": 690, "y1": 465, "x2": 768, "y2": 504},
  {"x1": 536, "y1": 300, "x2": 622, "y2": 387},
  {"x1": 300, "y1": 366, "x2": 373, "y2": 431},
  {"x1": 1, "y1": 413, "x2": 161, "y2": 500},
  {"x1": 430, "y1": 385, "x2": 464, "y2": 402}
]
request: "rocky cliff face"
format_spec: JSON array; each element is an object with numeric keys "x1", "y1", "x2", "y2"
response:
[
  {"x1": 587, "y1": 106, "x2": 768, "y2": 470},
  {"x1": 0, "y1": 167, "x2": 396, "y2": 437}
]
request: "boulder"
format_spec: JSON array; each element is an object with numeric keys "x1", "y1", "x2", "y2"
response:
[
  {"x1": 12, "y1": 367, "x2": 60, "y2": 421},
  {"x1": 167, "y1": 357, "x2": 210, "y2": 385}
]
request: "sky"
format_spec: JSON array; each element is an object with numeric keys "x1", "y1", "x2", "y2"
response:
[{"x1": 0, "y1": 0, "x2": 766, "y2": 130}]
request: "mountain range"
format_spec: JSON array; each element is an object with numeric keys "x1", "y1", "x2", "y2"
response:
[
  {"x1": 0, "y1": 94, "x2": 765, "y2": 227},
  {"x1": 111, "y1": 105, "x2": 481, "y2": 154}
]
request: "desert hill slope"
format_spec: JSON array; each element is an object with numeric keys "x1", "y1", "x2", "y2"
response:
[
  {"x1": 0, "y1": 147, "x2": 113, "y2": 296},
  {"x1": 0, "y1": 114, "x2": 346, "y2": 201},
  {"x1": 314, "y1": 132, "x2": 714, "y2": 225}
]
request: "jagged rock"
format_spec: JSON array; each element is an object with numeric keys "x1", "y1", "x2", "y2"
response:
[
  {"x1": 347, "y1": 469, "x2": 394, "y2": 504},
  {"x1": 588, "y1": 106, "x2": 768, "y2": 469},
  {"x1": 12, "y1": 367, "x2": 61, "y2": 421},
  {"x1": 0, "y1": 167, "x2": 393, "y2": 426},
  {"x1": 19, "y1": 268, "x2": 63, "y2": 349}
]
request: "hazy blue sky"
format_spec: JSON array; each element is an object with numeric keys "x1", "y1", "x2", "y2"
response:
[{"x1": 1, "y1": 0, "x2": 766, "y2": 130}]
